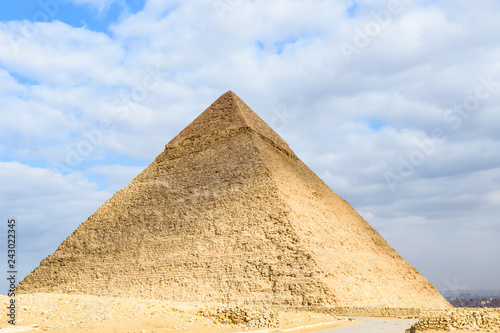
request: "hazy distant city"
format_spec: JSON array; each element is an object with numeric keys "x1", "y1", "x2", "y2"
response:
[{"x1": 441, "y1": 290, "x2": 500, "y2": 308}]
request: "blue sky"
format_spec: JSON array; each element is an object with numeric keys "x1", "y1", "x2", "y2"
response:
[
  {"x1": 1, "y1": 0, "x2": 500, "y2": 296},
  {"x1": 0, "y1": 0, "x2": 145, "y2": 33}
]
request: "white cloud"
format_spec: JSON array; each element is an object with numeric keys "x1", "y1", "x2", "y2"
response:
[
  {"x1": 86, "y1": 164, "x2": 145, "y2": 191},
  {"x1": 0, "y1": 162, "x2": 111, "y2": 292},
  {"x1": 66, "y1": 0, "x2": 124, "y2": 16},
  {"x1": 0, "y1": 21, "x2": 125, "y2": 86},
  {"x1": 0, "y1": 0, "x2": 499, "y2": 291}
]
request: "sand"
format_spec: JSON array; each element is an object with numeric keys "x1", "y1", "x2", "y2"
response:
[{"x1": 0, "y1": 293, "x2": 354, "y2": 333}]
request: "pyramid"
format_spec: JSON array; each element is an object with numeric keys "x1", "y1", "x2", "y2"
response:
[{"x1": 19, "y1": 91, "x2": 450, "y2": 308}]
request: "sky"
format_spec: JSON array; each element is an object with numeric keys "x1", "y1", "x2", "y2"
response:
[{"x1": 0, "y1": 0, "x2": 499, "y2": 296}]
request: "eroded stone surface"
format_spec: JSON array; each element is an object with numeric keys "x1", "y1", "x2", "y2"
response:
[
  {"x1": 18, "y1": 91, "x2": 450, "y2": 309},
  {"x1": 408, "y1": 308, "x2": 500, "y2": 332}
]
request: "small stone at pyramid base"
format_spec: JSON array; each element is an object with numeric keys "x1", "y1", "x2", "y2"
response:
[{"x1": 18, "y1": 91, "x2": 451, "y2": 311}]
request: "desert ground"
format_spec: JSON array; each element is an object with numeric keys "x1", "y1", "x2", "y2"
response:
[
  {"x1": 2, "y1": 294, "x2": 499, "y2": 333},
  {"x1": 0, "y1": 293, "x2": 354, "y2": 333}
]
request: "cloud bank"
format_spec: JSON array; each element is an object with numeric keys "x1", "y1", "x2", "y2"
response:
[{"x1": 0, "y1": 0, "x2": 499, "y2": 293}]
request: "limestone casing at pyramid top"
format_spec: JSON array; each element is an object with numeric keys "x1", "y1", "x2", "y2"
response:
[{"x1": 166, "y1": 91, "x2": 294, "y2": 155}]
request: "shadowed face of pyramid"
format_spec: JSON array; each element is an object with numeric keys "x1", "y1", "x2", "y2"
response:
[{"x1": 19, "y1": 91, "x2": 451, "y2": 309}]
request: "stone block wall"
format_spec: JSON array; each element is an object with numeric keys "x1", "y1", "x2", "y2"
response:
[{"x1": 408, "y1": 308, "x2": 500, "y2": 332}]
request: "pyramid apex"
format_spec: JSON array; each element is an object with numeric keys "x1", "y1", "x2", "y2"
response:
[{"x1": 166, "y1": 91, "x2": 293, "y2": 155}]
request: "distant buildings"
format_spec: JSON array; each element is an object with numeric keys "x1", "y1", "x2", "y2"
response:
[
  {"x1": 441, "y1": 290, "x2": 500, "y2": 308},
  {"x1": 446, "y1": 297, "x2": 500, "y2": 308}
]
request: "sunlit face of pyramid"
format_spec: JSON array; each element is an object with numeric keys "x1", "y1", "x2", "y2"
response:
[{"x1": 19, "y1": 91, "x2": 451, "y2": 309}]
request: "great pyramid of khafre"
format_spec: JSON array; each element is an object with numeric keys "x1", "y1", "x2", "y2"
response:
[{"x1": 19, "y1": 91, "x2": 450, "y2": 308}]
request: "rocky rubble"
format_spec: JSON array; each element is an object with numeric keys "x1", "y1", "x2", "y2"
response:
[
  {"x1": 407, "y1": 308, "x2": 500, "y2": 332},
  {"x1": 324, "y1": 306, "x2": 421, "y2": 318},
  {"x1": 198, "y1": 305, "x2": 280, "y2": 329}
]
